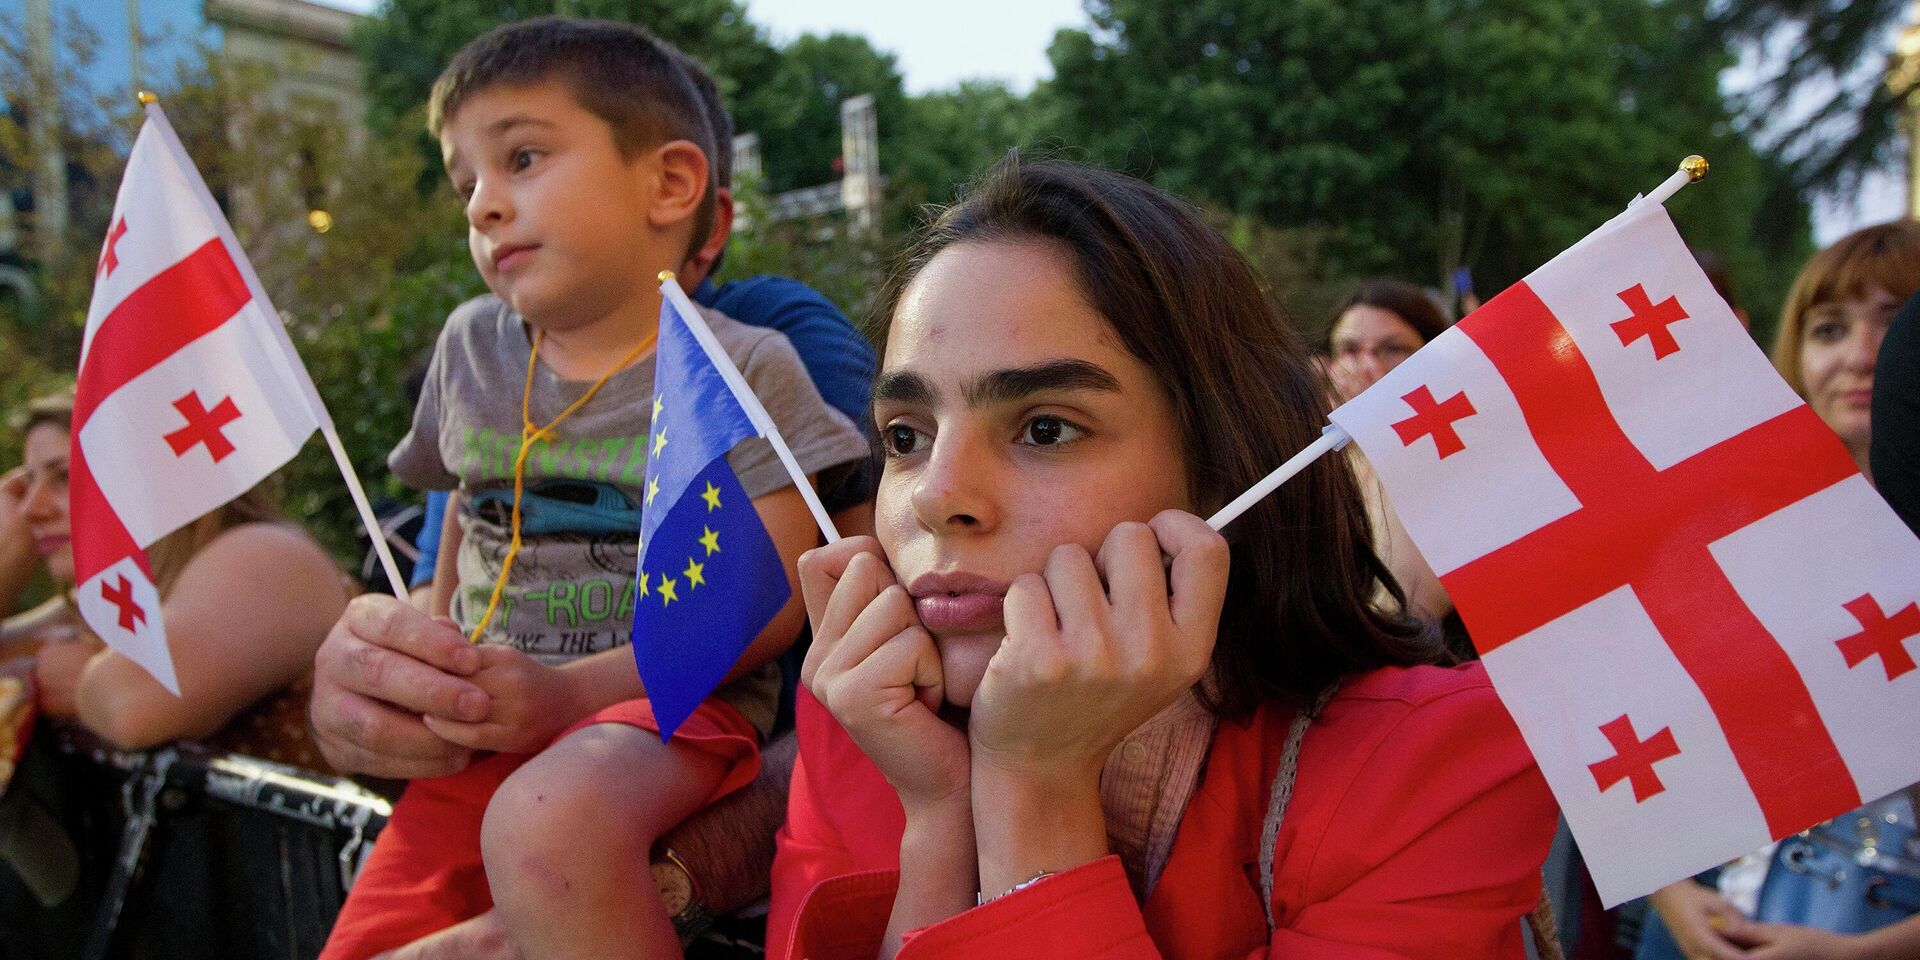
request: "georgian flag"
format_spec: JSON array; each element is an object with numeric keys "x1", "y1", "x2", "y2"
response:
[
  {"x1": 72, "y1": 103, "x2": 324, "y2": 693},
  {"x1": 1329, "y1": 202, "x2": 1920, "y2": 906}
]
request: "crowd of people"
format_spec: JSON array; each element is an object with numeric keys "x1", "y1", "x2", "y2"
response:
[{"x1": 2, "y1": 14, "x2": 1917, "y2": 960}]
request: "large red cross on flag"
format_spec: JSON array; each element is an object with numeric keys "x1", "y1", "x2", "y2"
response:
[
  {"x1": 1329, "y1": 202, "x2": 1920, "y2": 906},
  {"x1": 72, "y1": 104, "x2": 323, "y2": 694}
]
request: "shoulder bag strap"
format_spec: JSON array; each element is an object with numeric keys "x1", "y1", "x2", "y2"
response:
[
  {"x1": 1255, "y1": 682, "x2": 1565, "y2": 960},
  {"x1": 1259, "y1": 684, "x2": 1337, "y2": 932}
]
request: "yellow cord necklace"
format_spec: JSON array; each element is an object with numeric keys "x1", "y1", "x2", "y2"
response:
[{"x1": 467, "y1": 327, "x2": 658, "y2": 643}]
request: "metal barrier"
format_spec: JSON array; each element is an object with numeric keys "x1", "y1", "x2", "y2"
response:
[{"x1": 1, "y1": 725, "x2": 392, "y2": 960}]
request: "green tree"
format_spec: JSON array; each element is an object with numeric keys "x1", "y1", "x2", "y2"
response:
[
  {"x1": 1039, "y1": 0, "x2": 1812, "y2": 336},
  {"x1": 1705, "y1": 0, "x2": 1909, "y2": 197},
  {"x1": 355, "y1": 0, "x2": 784, "y2": 138},
  {"x1": 892, "y1": 81, "x2": 1043, "y2": 207},
  {"x1": 743, "y1": 32, "x2": 910, "y2": 193}
]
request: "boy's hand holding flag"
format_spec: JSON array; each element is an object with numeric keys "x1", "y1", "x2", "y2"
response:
[{"x1": 1322, "y1": 182, "x2": 1920, "y2": 905}]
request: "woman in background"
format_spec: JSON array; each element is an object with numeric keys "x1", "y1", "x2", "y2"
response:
[
  {"x1": 1325, "y1": 280, "x2": 1457, "y2": 629},
  {"x1": 3, "y1": 393, "x2": 349, "y2": 762}
]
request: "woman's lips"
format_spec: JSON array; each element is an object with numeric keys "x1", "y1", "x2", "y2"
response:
[
  {"x1": 914, "y1": 593, "x2": 1005, "y2": 634},
  {"x1": 908, "y1": 572, "x2": 1010, "y2": 634},
  {"x1": 34, "y1": 535, "x2": 68, "y2": 557}
]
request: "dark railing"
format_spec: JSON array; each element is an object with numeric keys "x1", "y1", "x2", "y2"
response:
[{"x1": 1, "y1": 726, "x2": 392, "y2": 960}]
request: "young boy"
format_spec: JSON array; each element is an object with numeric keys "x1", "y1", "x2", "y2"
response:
[{"x1": 314, "y1": 18, "x2": 867, "y2": 960}]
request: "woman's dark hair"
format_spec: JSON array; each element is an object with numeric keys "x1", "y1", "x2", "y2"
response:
[
  {"x1": 870, "y1": 156, "x2": 1442, "y2": 718},
  {"x1": 1327, "y1": 279, "x2": 1450, "y2": 349}
]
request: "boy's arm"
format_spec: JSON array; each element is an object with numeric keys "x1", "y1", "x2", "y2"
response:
[
  {"x1": 426, "y1": 491, "x2": 462, "y2": 618},
  {"x1": 423, "y1": 482, "x2": 819, "y2": 753}
]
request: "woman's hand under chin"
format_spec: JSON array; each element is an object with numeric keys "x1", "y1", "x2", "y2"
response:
[
  {"x1": 799, "y1": 537, "x2": 971, "y2": 812},
  {"x1": 968, "y1": 510, "x2": 1230, "y2": 790}
]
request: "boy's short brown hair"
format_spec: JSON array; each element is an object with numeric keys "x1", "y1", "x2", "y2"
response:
[
  {"x1": 429, "y1": 16, "x2": 719, "y2": 257},
  {"x1": 669, "y1": 49, "x2": 735, "y2": 189}
]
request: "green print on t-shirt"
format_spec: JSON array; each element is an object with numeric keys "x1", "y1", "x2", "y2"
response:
[
  {"x1": 471, "y1": 577, "x2": 638, "y2": 630},
  {"x1": 460, "y1": 426, "x2": 652, "y2": 484}
]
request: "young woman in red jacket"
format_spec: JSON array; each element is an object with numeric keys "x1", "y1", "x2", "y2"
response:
[{"x1": 770, "y1": 157, "x2": 1559, "y2": 959}]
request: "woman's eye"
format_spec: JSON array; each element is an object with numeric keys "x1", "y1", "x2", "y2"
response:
[
  {"x1": 883, "y1": 424, "x2": 926, "y2": 457},
  {"x1": 1808, "y1": 319, "x2": 1849, "y2": 344},
  {"x1": 511, "y1": 148, "x2": 540, "y2": 172},
  {"x1": 1018, "y1": 416, "x2": 1084, "y2": 447}
]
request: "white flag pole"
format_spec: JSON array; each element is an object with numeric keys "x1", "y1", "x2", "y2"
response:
[
  {"x1": 1207, "y1": 425, "x2": 1351, "y2": 531},
  {"x1": 658, "y1": 273, "x2": 843, "y2": 544},
  {"x1": 1207, "y1": 156, "x2": 1709, "y2": 534},
  {"x1": 139, "y1": 93, "x2": 410, "y2": 597}
]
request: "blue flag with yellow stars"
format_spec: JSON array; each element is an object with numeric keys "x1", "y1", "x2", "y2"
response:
[{"x1": 632, "y1": 294, "x2": 791, "y2": 738}]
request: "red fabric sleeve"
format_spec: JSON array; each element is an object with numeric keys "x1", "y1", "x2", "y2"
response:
[
  {"x1": 771, "y1": 690, "x2": 901, "y2": 960},
  {"x1": 888, "y1": 675, "x2": 1557, "y2": 960},
  {"x1": 897, "y1": 857, "x2": 1157, "y2": 959},
  {"x1": 1264, "y1": 680, "x2": 1557, "y2": 958}
]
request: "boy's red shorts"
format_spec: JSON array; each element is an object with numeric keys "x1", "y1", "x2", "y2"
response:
[{"x1": 317, "y1": 697, "x2": 760, "y2": 960}]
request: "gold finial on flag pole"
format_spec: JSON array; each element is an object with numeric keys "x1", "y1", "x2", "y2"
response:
[
  {"x1": 1639, "y1": 155, "x2": 1710, "y2": 209},
  {"x1": 658, "y1": 270, "x2": 677, "y2": 283},
  {"x1": 136, "y1": 90, "x2": 158, "y2": 106}
]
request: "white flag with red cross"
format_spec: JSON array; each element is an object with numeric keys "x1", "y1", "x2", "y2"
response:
[
  {"x1": 1328, "y1": 201, "x2": 1920, "y2": 906},
  {"x1": 72, "y1": 104, "x2": 325, "y2": 694}
]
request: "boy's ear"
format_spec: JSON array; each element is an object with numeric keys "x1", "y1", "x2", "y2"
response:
[
  {"x1": 681, "y1": 188, "x2": 734, "y2": 287},
  {"x1": 645, "y1": 140, "x2": 712, "y2": 233}
]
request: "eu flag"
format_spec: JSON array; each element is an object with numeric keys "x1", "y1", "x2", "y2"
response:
[{"x1": 631, "y1": 292, "x2": 792, "y2": 738}]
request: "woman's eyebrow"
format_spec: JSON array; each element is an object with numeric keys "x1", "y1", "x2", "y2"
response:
[
  {"x1": 873, "y1": 370, "x2": 938, "y2": 407},
  {"x1": 965, "y1": 359, "x2": 1122, "y2": 406}
]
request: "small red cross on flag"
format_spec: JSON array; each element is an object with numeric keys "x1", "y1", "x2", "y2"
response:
[
  {"x1": 98, "y1": 217, "x2": 128, "y2": 278},
  {"x1": 164, "y1": 391, "x2": 244, "y2": 462},
  {"x1": 1392, "y1": 385, "x2": 1478, "y2": 458},
  {"x1": 100, "y1": 573, "x2": 148, "y2": 632},
  {"x1": 1589, "y1": 714, "x2": 1682, "y2": 802},
  {"x1": 1611, "y1": 284, "x2": 1690, "y2": 360},
  {"x1": 1834, "y1": 593, "x2": 1920, "y2": 681},
  {"x1": 70, "y1": 102, "x2": 325, "y2": 693},
  {"x1": 1329, "y1": 200, "x2": 1920, "y2": 906}
]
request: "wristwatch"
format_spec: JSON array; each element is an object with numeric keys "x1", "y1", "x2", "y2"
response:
[{"x1": 650, "y1": 847, "x2": 717, "y2": 944}]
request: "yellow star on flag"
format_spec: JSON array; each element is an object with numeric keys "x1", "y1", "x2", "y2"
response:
[
  {"x1": 701, "y1": 481, "x2": 722, "y2": 511},
  {"x1": 646, "y1": 475, "x2": 661, "y2": 506},
  {"x1": 637, "y1": 572, "x2": 650, "y2": 600},
  {"x1": 657, "y1": 574, "x2": 679, "y2": 606},
  {"x1": 683, "y1": 557, "x2": 706, "y2": 588},
  {"x1": 699, "y1": 526, "x2": 721, "y2": 556},
  {"x1": 652, "y1": 394, "x2": 664, "y2": 419},
  {"x1": 652, "y1": 428, "x2": 668, "y2": 457}
]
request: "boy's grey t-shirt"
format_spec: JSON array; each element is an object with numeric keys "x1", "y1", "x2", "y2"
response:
[{"x1": 390, "y1": 295, "x2": 868, "y2": 675}]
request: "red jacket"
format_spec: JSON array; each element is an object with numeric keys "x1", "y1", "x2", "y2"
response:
[{"x1": 770, "y1": 663, "x2": 1557, "y2": 959}]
